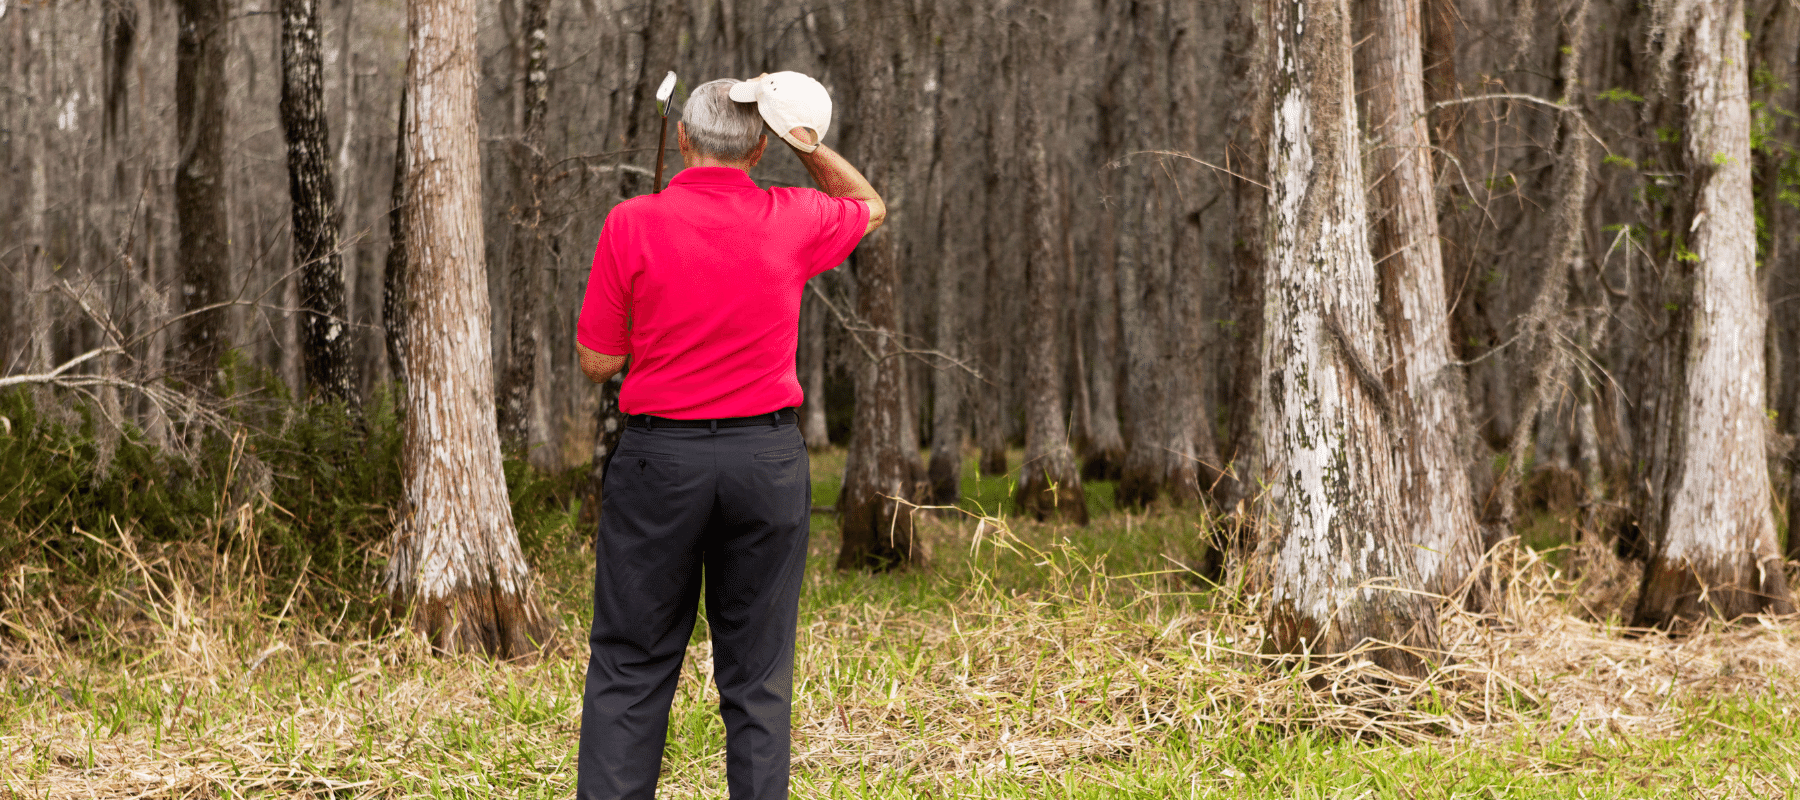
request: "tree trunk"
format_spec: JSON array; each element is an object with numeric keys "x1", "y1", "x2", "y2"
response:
[
  {"x1": 496, "y1": 0, "x2": 550, "y2": 453},
  {"x1": 1014, "y1": 72, "x2": 1087, "y2": 525},
  {"x1": 1634, "y1": 0, "x2": 1796, "y2": 627},
  {"x1": 926, "y1": 241, "x2": 963, "y2": 502},
  {"x1": 1082, "y1": 203, "x2": 1126, "y2": 480},
  {"x1": 1261, "y1": 0, "x2": 1440, "y2": 675},
  {"x1": 1220, "y1": 0, "x2": 1273, "y2": 508},
  {"x1": 1362, "y1": 0, "x2": 1485, "y2": 605},
  {"x1": 577, "y1": 372, "x2": 626, "y2": 530},
  {"x1": 1759, "y1": 3, "x2": 1800, "y2": 564},
  {"x1": 383, "y1": 86, "x2": 409, "y2": 388},
  {"x1": 833, "y1": 1, "x2": 921, "y2": 570},
  {"x1": 281, "y1": 0, "x2": 360, "y2": 405},
  {"x1": 925, "y1": 67, "x2": 963, "y2": 505},
  {"x1": 175, "y1": 0, "x2": 231, "y2": 377},
  {"x1": 386, "y1": 0, "x2": 554, "y2": 658},
  {"x1": 799, "y1": 282, "x2": 832, "y2": 450},
  {"x1": 975, "y1": 226, "x2": 1011, "y2": 479},
  {"x1": 1110, "y1": 1, "x2": 1202, "y2": 509},
  {"x1": 24, "y1": 60, "x2": 50, "y2": 374}
]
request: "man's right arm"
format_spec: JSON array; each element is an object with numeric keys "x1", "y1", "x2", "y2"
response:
[{"x1": 789, "y1": 128, "x2": 885, "y2": 235}]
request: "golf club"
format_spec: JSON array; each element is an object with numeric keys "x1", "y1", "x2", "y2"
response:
[{"x1": 653, "y1": 71, "x2": 677, "y2": 194}]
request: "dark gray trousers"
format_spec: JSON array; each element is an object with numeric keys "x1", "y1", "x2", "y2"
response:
[{"x1": 577, "y1": 420, "x2": 810, "y2": 800}]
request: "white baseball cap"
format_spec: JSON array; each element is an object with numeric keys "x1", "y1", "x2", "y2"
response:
[{"x1": 728, "y1": 71, "x2": 832, "y2": 153}]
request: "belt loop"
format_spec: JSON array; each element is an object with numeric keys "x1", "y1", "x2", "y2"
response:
[
  {"x1": 646, "y1": 415, "x2": 654, "y2": 431},
  {"x1": 770, "y1": 411, "x2": 779, "y2": 428},
  {"x1": 709, "y1": 419, "x2": 718, "y2": 434}
]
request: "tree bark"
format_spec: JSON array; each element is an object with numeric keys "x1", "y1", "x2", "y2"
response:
[
  {"x1": 577, "y1": 372, "x2": 626, "y2": 530},
  {"x1": 1362, "y1": 0, "x2": 1485, "y2": 605},
  {"x1": 281, "y1": 0, "x2": 360, "y2": 405},
  {"x1": 833, "y1": 0, "x2": 922, "y2": 570},
  {"x1": 383, "y1": 86, "x2": 409, "y2": 389},
  {"x1": 1014, "y1": 71, "x2": 1087, "y2": 525},
  {"x1": 23, "y1": 37, "x2": 51, "y2": 374},
  {"x1": 1081, "y1": 203, "x2": 1126, "y2": 480},
  {"x1": 925, "y1": 43, "x2": 963, "y2": 505},
  {"x1": 1220, "y1": 0, "x2": 1273, "y2": 508},
  {"x1": 175, "y1": 0, "x2": 231, "y2": 377},
  {"x1": 1634, "y1": 0, "x2": 1796, "y2": 627},
  {"x1": 1261, "y1": 0, "x2": 1440, "y2": 675},
  {"x1": 386, "y1": 0, "x2": 554, "y2": 658},
  {"x1": 496, "y1": 0, "x2": 550, "y2": 453},
  {"x1": 1111, "y1": 0, "x2": 1202, "y2": 509},
  {"x1": 799, "y1": 282, "x2": 832, "y2": 450},
  {"x1": 1757, "y1": 1, "x2": 1800, "y2": 564}
]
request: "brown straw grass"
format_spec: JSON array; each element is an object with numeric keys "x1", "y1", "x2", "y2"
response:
[{"x1": 3, "y1": 508, "x2": 1798, "y2": 797}]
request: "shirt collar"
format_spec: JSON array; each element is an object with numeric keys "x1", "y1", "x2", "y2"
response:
[{"x1": 668, "y1": 166, "x2": 759, "y2": 189}]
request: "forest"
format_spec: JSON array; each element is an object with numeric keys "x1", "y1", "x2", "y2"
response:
[{"x1": 4, "y1": 0, "x2": 1800, "y2": 796}]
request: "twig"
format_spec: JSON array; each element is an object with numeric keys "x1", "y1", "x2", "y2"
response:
[
  {"x1": 0, "y1": 347, "x2": 123, "y2": 389},
  {"x1": 1104, "y1": 149, "x2": 1271, "y2": 189},
  {"x1": 804, "y1": 281, "x2": 986, "y2": 381}
]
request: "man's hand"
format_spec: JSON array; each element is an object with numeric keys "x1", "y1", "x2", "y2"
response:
[
  {"x1": 790, "y1": 127, "x2": 885, "y2": 235},
  {"x1": 786, "y1": 126, "x2": 818, "y2": 149},
  {"x1": 577, "y1": 342, "x2": 627, "y2": 384}
]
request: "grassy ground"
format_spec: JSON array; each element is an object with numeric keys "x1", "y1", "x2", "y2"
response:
[{"x1": 4, "y1": 449, "x2": 1800, "y2": 798}]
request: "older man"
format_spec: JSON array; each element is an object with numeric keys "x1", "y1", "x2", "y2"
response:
[{"x1": 573, "y1": 77, "x2": 883, "y2": 800}]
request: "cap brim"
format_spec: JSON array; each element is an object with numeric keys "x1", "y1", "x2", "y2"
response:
[{"x1": 727, "y1": 81, "x2": 759, "y2": 103}]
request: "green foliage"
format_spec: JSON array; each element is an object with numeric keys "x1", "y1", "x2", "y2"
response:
[
  {"x1": 1595, "y1": 86, "x2": 1645, "y2": 104},
  {"x1": 1601, "y1": 153, "x2": 1639, "y2": 170},
  {"x1": 0, "y1": 359, "x2": 588, "y2": 627}
]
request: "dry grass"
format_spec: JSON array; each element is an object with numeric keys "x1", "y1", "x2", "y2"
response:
[{"x1": 3, "y1": 503, "x2": 1799, "y2": 798}]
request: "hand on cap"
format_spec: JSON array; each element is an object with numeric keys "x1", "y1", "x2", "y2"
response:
[{"x1": 786, "y1": 126, "x2": 819, "y2": 149}]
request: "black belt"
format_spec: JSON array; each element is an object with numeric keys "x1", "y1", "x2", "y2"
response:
[{"x1": 626, "y1": 407, "x2": 796, "y2": 430}]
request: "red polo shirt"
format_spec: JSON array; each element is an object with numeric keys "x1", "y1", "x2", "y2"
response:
[{"x1": 577, "y1": 166, "x2": 869, "y2": 419}]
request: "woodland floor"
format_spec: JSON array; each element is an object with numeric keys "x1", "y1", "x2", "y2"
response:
[{"x1": 3, "y1": 450, "x2": 1800, "y2": 798}]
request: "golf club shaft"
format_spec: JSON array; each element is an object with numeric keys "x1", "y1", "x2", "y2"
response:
[{"x1": 653, "y1": 114, "x2": 670, "y2": 194}]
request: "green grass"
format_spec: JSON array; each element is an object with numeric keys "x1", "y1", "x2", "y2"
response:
[{"x1": 3, "y1": 449, "x2": 1799, "y2": 798}]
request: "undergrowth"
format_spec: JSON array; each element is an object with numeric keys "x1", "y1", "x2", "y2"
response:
[
  {"x1": 0, "y1": 379, "x2": 583, "y2": 634},
  {"x1": 3, "y1": 387, "x2": 1800, "y2": 798}
]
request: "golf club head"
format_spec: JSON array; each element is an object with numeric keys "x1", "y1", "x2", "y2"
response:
[{"x1": 656, "y1": 72, "x2": 677, "y2": 117}]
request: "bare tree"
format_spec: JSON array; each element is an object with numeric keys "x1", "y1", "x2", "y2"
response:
[
  {"x1": 799, "y1": 285, "x2": 832, "y2": 450},
  {"x1": 1361, "y1": 0, "x2": 1484, "y2": 605},
  {"x1": 1260, "y1": 0, "x2": 1439, "y2": 674},
  {"x1": 832, "y1": 0, "x2": 924, "y2": 570},
  {"x1": 383, "y1": 86, "x2": 409, "y2": 388},
  {"x1": 1219, "y1": 0, "x2": 1273, "y2": 509},
  {"x1": 281, "y1": 0, "x2": 360, "y2": 404},
  {"x1": 1014, "y1": 57, "x2": 1086, "y2": 525},
  {"x1": 496, "y1": 0, "x2": 550, "y2": 453},
  {"x1": 385, "y1": 0, "x2": 554, "y2": 657},
  {"x1": 577, "y1": 373, "x2": 625, "y2": 530},
  {"x1": 1109, "y1": 0, "x2": 1210, "y2": 509},
  {"x1": 1634, "y1": 0, "x2": 1796, "y2": 627},
  {"x1": 1756, "y1": 0, "x2": 1800, "y2": 565},
  {"x1": 175, "y1": 0, "x2": 231, "y2": 377}
]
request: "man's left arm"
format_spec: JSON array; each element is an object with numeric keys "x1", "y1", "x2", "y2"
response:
[
  {"x1": 578, "y1": 343, "x2": 627, "y2": 384},
  {"x1": 577, "y1": 219, "x2": 631, "y2": 384}
]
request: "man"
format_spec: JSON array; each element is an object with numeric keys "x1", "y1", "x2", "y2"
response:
[{"x1": 573, "y1": 76, "x2": 884, "y2": 800}]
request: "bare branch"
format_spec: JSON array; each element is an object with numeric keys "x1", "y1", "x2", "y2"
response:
[{"x1": 0, "y1": 347, "x2": 124, "y2": 389}]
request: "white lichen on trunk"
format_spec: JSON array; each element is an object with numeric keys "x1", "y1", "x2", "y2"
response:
[
  {"x1": 1261, "y1": 0, "x2": 1438, "y2": 673},
  {"x1": 1364, "y1": 0, "x2": 1484, "y2": 604},
  {"x1": 1636, "y1": 0, "x2": 1796, "y2": 625},
  {"x1": 386, "y1": 0, "x2": 552, "y2": 658}
]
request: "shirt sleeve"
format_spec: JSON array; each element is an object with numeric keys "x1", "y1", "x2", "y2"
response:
[
  {"x1": 576, "y1": 219, "x2": 631, "y2": 355},
  {"x1": 809, "y1": 193, "x2": 872, "y2": 277}
]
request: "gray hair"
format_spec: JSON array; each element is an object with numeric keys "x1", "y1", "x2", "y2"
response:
[{"x1": 681, "y1": 79, "x2": 764, "y2": 162}]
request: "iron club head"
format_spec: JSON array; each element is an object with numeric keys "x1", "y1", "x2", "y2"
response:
[{"x1": 656, "y1": 72, "x2": 677, "y2": 117}]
